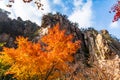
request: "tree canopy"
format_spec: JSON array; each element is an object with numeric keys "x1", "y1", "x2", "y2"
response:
[{"x1": 0, "y1": 24, "x2": 80, "y2": 80}]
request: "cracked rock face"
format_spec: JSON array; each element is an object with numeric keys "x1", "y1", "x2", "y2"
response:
[
  {"x1": 40, "y1": 13, "x2": 120, "y2": 62},
  {"x1": 96, "y1": 34, "x2": 112, "y2": 59}
]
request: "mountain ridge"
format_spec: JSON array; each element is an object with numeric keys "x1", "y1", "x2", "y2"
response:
[
  {"x1": 0, "y1": 8, "x2": 120, "y2": 79},
  {"x1": 0, "y1": 9, "x2": 120, "y2": 62}
]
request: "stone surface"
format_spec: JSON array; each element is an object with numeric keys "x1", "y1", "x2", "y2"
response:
[{"x1": 40, "y1": 13, "x2": 120, "y2": 63}]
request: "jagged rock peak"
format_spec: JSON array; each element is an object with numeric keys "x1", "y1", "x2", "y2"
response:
[
  {"x1": 40, "y1": 13, "x2": 120, "y2": 62},
  {"x1": 100, "y1": 29, "x2": 109, "y2": 35},
  {"x1": 40, "y1": 13, "x2": 83, "y2": 41}
]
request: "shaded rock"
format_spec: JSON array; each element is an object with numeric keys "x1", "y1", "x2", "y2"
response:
[
  {"x1": 0, "y1": 8, "x2": 40, "y2": 48},
  {"x1": 0, "y1": 33, "x2": 10, "y2": 42}
]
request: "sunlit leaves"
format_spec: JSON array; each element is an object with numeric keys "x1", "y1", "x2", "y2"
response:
[
  {"x1": 0, "y1": 24, "x2": 80, "y2": 80},
  {"x1": 0, "y1": 42, "x2": 6, "y2": 47}
]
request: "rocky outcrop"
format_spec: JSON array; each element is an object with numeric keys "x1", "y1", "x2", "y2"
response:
[
  {"x1": 97, "y1": 30, "x2": 120, "y2": 59},
  {"x1": 40, "y1": 13, "x2": 120, "y2": 63},
  {"x1": 40, "y1": 13, "x2": 86, "y2": 61},
  {"x1": 0, "y1": 9, "x2": 39, "y2": 48},
  {"x1": 0, "y1": 9, "x2": 11, "y2": 22}
]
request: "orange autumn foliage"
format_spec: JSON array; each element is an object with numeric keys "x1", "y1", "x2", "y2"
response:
[{"x1": 0, "y1": 24, "x2": 80, "y2": 80}]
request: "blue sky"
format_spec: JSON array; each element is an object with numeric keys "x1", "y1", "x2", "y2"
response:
[{"x1": 0, "y1": 0, "x2": 120, "y2": 39}]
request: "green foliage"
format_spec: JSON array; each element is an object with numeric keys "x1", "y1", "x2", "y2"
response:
[
  {"x1": 0, "y1": 42, "x2": 6, "y2": 47},
  {"x1": 0, "y1": 57, "x2": 15, "y2": 80}
]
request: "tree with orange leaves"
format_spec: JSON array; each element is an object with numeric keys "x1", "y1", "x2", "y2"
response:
[
  {"x1": 0, "y1": 24, "x2": 80, "y2": 80},
  {"x1": 110, "y1": 0, "x2": 120, "y2": 22}
]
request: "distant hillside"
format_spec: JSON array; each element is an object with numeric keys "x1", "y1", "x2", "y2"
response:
[{"x1": 0, "y1": 8, "x2": 39, "y2": 48}]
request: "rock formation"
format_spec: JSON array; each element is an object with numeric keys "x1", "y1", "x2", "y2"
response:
[
  {"x1": 40, "y1": 13, "x2": 120, "y2": 64},
  {"x1": 0, "y1": 9, "x2": 39, "y2": 48},
  {"x1": 0, "y1": 9, "x2": 120, "y2": 64}
]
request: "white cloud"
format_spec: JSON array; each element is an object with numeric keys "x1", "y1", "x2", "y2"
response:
[
  {"x1": 52, "y1": 0, "x2": 68, "y2": 14},
  {"x1": 74, "y1": 0, "x2": 83, "y2": 7},
  {"x1": 53, "y1": 0, "x2": 62, "y2": 5},
  {"x1": 0, "y1": 0, "x2": 93, "y2": 27},
  {"x1": 68, "y1": 0, "x2": 93, "y2": 28},
  {"x1": 0, "y1": 0, "x2": 51, "y2": 25},
  {"x1": 0, "y1": 0, "x2": 11, "y2": 12},
  {"x1": 41, "y1": 0, "x2": 51, "y2": 14},
  {"x1": 110, "y1": 21, "x2": 120, "y2": 28}
]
